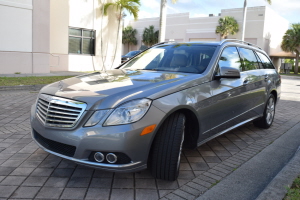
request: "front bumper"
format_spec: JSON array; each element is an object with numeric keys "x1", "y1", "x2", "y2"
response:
[{"x1": 30, "y1": 103, "x2": 166, "y2": 172}]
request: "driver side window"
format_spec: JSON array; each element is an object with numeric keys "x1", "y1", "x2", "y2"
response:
[{"x1": 217, "y1": 47, "x2": 242, "y2": 74}]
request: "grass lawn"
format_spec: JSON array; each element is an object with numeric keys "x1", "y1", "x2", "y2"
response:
[
  {"x1": 284, "y1": 176, "x2": 300, "y2": 200},
  {"x1": 0, "y1": 76, "x2": 74, "y2": 87}
]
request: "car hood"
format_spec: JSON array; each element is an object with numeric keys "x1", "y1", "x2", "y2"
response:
[{"x1": 40, "y1": 69, "x2": 204, "y2": 110}]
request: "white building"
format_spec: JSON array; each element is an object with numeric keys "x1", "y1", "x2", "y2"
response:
[
  {"x1": 126, "y1": 6, "x2": 291, "y2": 69},
  {"x1": 0, "y1": 0, "x2": 122, "y2": 74}
]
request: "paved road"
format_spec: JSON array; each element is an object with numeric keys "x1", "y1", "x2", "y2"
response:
[{"x1": 0, "y1": 75, "x2": 299, "y2": 200}]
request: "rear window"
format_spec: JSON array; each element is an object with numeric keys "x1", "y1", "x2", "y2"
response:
[
  {"x1": 256, "y1": 52, "x2": 275, "y2": 69},
  {"x1": 120, "y1": 44, "x2": 217, "y2": 74}
]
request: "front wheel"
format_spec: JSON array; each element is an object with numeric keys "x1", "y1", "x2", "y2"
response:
[
  {"x1": 148, "y1": 112, "x2": 185, "y2": 181},
  {"x1": 253, "y1": 94, "x2": 276, "y2": 129}
]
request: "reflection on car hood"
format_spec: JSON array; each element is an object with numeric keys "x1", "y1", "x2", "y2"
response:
[{"x1": 40, "y1": 69, "x2": 201, "y2": 109}]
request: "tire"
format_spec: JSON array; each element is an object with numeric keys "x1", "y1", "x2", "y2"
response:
[
  {"x1": 148, "y1": 112, "x2": 185, "y2": 181},
  {"x1": 253, "y1": 94, "x2": 276, "y2": 129}
]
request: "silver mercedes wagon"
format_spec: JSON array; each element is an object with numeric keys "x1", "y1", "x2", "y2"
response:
[{"x1": 30, "y1": 40, "x2": 281, "y2": 181}]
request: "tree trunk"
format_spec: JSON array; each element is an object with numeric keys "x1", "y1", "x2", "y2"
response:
[
  {"x1": 100, "y1": 5, "x2": 106, "y2": 71},
  {"x1": 295, "y1": 51, "x2": 299, "y2": 74},
  {"x1": 159, "y1": 0, "x2": 167, "y2": 42},
  {"x1": 241, "y1": 0, "x2": 247, "y2": 41},
  {"x1": 110, "y1": 9, "x2": 122, "y2": 69}
]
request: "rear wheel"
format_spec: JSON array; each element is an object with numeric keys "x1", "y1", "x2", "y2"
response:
[
  {"x1": 148, "y1": 112, "x2": 185, "y2": 181},
  {"x1": 253, "y1": 94, "x2": 276, "y2": 129}
]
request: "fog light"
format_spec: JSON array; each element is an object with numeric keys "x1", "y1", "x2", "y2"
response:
[
  {"x1": 106, "y1": 153, "x2": 117, "y2": 163},
  {"x1": 94, "y1": 152, "x2": 104, "y2": 162}
]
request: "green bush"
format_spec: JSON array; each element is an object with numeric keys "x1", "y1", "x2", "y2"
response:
[{"x1": 291, "y1": 65, "x2": 300, "y2": 73}]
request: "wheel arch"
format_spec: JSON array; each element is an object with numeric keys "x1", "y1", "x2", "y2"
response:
[
  {"x1": 148, "y1": 106, "x2": 200, "y2": 155},
  {"x1": 270, "y1": 90, "x2": 278, "y2": 104}
]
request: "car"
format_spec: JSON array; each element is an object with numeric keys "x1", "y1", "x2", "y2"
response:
[
  {"x1": 121, "y1": 50, "x2": 141, "y2": 63},
  {"x1": 30, "y1": 39, "x2": 281, "y2": 181}
]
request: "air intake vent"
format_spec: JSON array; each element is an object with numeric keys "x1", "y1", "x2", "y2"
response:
[
  {"x1": 33, "y1": 129, "x2": 76, "y2": 157},
  {"x1": 36, "y1": 94, "x2": 87, "y2": 128}
]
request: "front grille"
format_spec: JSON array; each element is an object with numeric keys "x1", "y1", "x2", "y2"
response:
[
  {"x1": 33, "y1": 129, "x2": 76, "y2": 157},
  {"x1": 36, "y1": 94, "x2": 87, "y2": 128}
]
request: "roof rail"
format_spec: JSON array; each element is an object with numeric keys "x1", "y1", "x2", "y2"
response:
[
  {"x1": 151, "y1": 41, "x2": 176, "y2": 47},
  {"x1": 220, "y1": 39, "x2": 262, "y2": 50}
]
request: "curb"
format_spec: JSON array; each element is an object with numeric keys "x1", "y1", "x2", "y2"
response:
[
  {"x1": 0, "y1": 84, "x2": 46, "y2": 91},
  {"x1": 195, "y1": 122, "x2": 300, "y2": 200},
  {"x1": 256, "y1": 146, "x2": 300, "y2": 200}
]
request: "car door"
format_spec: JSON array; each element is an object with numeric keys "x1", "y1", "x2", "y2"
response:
[
  {"x1": 255, "y1": 51, "x2": 278, "y2": 101},
  {"x1": 199, "y1": 46, "x2": 251, "y2": 141},
  {"x1": 237, "y1": 47, "x2": 266, "y2": 116}
]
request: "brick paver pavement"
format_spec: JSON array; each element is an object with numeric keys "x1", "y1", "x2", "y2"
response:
[{"x1": 0, "y1": 76, "x2": 299, "y2": 200}]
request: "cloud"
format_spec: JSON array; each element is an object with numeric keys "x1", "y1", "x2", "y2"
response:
[
  {"x1": 140, "y1": 0, "x2": 160, "y2": 10},
  {"x1": 138, "y1": 10, "x2": 159, "y2": 19}
]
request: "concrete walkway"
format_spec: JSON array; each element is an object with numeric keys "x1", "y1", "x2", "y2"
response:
[
  {"x1": 0, "y1": 75, "x2": 299, "y2": 200},
  {"x1": 196, "y1": 75, "x2": 300, "y2": 200},
  {"x1": 197, "y1": 123, "x2": 300, "y2": 200}
]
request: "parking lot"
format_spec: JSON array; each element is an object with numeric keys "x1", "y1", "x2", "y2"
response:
[{"x1": 0, "y1": 75, "x2": 299, "y2": 200}]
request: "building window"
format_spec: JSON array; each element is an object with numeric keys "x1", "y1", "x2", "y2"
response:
[{"x1": 69, "y1": 28, "x2": 95, "y2": 55}]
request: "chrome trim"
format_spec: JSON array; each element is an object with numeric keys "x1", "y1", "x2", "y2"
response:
[
  {"x1": 202, "y1": 103, "x2": 264, "y2": 135},
  {"x1": 36, "y1": 94, "x2": 87, "y2": 128},
  {"x1": 32, "y1": 132, "x2": 142, "y2": 169},
  {"x1": 198, "y1": 115, "x2": 261, "y2": 147},
  {"x1": 106, "y1": 153, "x2": 117, "y2": 164},
  {"x1": 94, "y1": 152, "x2": 105, "y2": 162}
]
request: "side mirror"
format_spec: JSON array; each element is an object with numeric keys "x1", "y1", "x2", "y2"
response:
[{"x1": 215, "y1": 66, "x2": 240, "y2": 79}]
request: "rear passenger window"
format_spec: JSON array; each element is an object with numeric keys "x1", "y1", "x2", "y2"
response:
[
  {"x1": 218, "y1": 47, "x2": 242, "y2": 72},
  {"x1": 256, "y1": 52, "x2": 275, "y2": 69},
  {"x1": 238, "y1": 48, "x2": 260, "y2": 71}
]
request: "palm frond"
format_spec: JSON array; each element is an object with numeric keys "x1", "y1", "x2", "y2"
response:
[
  {"x1": 142, "y1": 25, "x2": 159, "y2": 46},
  {"x1": 265, "y1": 0, "x2": 272, "y2": 5},
  {"x1": 103, "y1": 3, "x2": 115, "y2": 16},
  {"x1": 216, "y1": 16, "x2": 239, "y2": 39},
  {"x1": 281, "y1": 23, "x2": 300, "y2": 53}
]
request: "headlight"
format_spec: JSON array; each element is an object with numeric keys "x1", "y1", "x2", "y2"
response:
[
  {"x1": 84, "y1": 109, "x2": 110, "y2": 127},
  {"x1": 103, "y1": 99, "x2": 152, "y2": 126}
]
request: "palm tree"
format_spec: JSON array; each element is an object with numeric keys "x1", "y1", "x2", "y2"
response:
[
  {"x1": 241, "y1": 0, "x2": 271, "y2": 41},
  {"x1": 122, "y1": 26, "x2": 138, "y2": 52},
  {"x1": 103, "y1": 0, "x2": 141, "y2": 68},
  {"x1": 159, "y1": 0, "x2": 177, "y2": 42},
  {"x1": 142, "y1": 25, "x2": 159, "y2": 47},
  {"x1": 216, "y1": 16, "x2": 239, "y2": 40},
  {"x1": 281, "y1": 23, "x2": 300, "y2": 74}
]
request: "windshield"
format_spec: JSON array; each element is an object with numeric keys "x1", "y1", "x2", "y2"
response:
[
  {"x1": 125, "y1": 51, "x2": 140, "y2": 57},
  {"x1": 120, "y1": 44, "x2": 216, "y2": 74}
]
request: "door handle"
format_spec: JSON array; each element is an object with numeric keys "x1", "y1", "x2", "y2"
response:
[
  {"x1": 264, "y1": 74, "x2": 269, "y2": 80},
  {"x1": 243, "y1": 79, "x2": 249, "y2": 85}
]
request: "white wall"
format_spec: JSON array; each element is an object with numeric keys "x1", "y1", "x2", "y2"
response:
[
  {"x1": 50, "y1": 0, "x2": 122, "y2": 72},
  {"x1": 126, "y1": 6, "x2": 288, "y2": 57},
  {"x1": 263, "y1": 7, "x2": 289, "y2": 56},
  {"x1": 0, "y1": 0, "x2": 32, "y2": 52}
]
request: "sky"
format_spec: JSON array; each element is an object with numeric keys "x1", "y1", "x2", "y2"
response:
[{"x1": 125, "y1": 0, "x2": 300, "y2": 24}]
